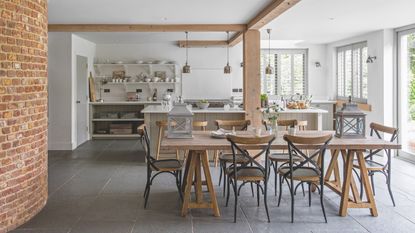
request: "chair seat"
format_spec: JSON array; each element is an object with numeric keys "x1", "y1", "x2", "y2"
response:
[
  {"x1": 229, "y1": 167, "x2": 265, "y2": 181},
  {"x1": 152, "y1": 159, "x2": 182, "y2": 171},
  {"x1": 278, "y1": 167, "x2": 320, "y2": 181},
  {"x1": 219, "y1": 153, "x2": 250, "y2": 163},
  {"x1": 269, "y1": 153, "x2": 301, "y2": 162},
  {"x1": 353, "y1": 159, "x2": 385, "y2": 171}
]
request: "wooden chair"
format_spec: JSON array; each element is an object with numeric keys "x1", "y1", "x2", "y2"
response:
[
  {"x1": 138, "y1": 124, "x2": 183, "y2": 208},
  {"x1": 278, "y1": 134, "x2": 332, "y2": 223},
  {"x1": 155, "y1": 120, "x2": 179, "y2": 160},
  {"x1": 215, "y1": 119, "x2": 251, "y2": 196},
  {"x1": 264, "y1": 119, "x2": 306, "y2": 196},
  {"x1": 352, "y1": 122, "x2": 398, "y2": 206},
  {"x1": 226, "y1": 134, "x2": 276, "y2": 223},
  {"x1": 297, "y1": 120, "x2": 308, "y2": 131}
]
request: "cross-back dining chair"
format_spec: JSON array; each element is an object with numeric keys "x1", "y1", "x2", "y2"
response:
[
  {"x1": 279, "y1": 134, "x2": 332, "y2": 223},
  {"x1": 226, "y1": 134, "x2": 276, "y2": 223},
  {"x1": 352, "y1": 122, "x2": 398, "y2": 206},
  {"x1": 138, "y1": 124, "x2": 183, "y2": 208}
]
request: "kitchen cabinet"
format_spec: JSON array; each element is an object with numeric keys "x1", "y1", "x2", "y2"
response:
[{"x1": 311, "y1": 102, "x2": 336, "y2": 130}]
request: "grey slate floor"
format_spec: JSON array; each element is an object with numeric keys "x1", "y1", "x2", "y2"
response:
[{"x1": 11, "y1": 139, "x2": 415, "y2": 233}]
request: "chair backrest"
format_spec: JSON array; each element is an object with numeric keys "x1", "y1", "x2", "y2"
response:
[
  {"x1": 370, "y1": 122, "x2": 398, "y2": 142},
  {"x1": 263, "y1": 119, "x2": 297, "y2": 131},
  {"x1": 137, "y1": 124, "x2": 155, "y2": 163},
  {"x1": 368, "y1": 123, "x2": 398, "y2": 161},
  {"x1": 226, "y1": 134, "x2": 276, "y2": 178},
  {"x1": 215, "y1": 119, "x2": 250, "y2": 131},
  {"x1": 283, "y1": 134, "x2": 332, "y2": 179},
  {"x1": 297, "y1": 120, "x2": 308, "y2": 131},
  {"x1": 193, "y1": 121, "x2": 208, "y2": 131}
]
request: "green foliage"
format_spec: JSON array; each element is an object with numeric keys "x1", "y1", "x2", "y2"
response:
[
  {"x1": 260, "y1": 94, "x2": 268, "y2": 101},
  {"x1": 409, "y1": 34, "x2": 415, "y2": 120}
]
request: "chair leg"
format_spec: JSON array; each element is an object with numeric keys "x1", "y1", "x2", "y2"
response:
[
  {"x1": 386, "y1": 169, "x2": 396, "y2": 207},
  {"x1": 277, "y1": 175, "x2": 283, "y2": 207},
  {"x1": 222, "y1": 162, "x2": 227, "y2": 197},
  {"x1": 218, "y1": 161, "x2": 223, "y2": 186},
  {"x1": 320, "y1": 182, "x2": 327, "y2": 223},
  {"x1": 256, "y1": 182, "x2": 260, "y2": 207},
  {"x1": 144, "y1": 182, "x2": 151, "y2": 209},
  {"x1": 226, "y1": 177, "x2": 231, "y2": 207},
  {"x1": 250, "y1": 182, "x2": 255, "y2": 197},
  {"x1": 175, "y1": 171, "x2": 183, "y2": 201},
  {"x1": 301, "y1": 182, "x2": 305, "y2": 197},
  {"x1": 264, "y1": 180, "x2": 270, "y2": 223},
  {"x1": 233, "y1": 180, "x2": 238, "y2": 223},
  {"x1": 274, "y1": 162, "x2": 278, "y2": 196},
  {"x1": 308, "y1": 182, "x2": 311, "y2": 207},
  {"x1": 290, "y1": 178, "x2": 295, "y2": 223}
]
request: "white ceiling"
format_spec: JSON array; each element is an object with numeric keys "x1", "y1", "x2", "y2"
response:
[
  {"x1": 48, "y1": 0, "x2": 272, "y2": 24},
  {"x1": 49, "y1": 0, "x2": 415, "y2": 44},
  {"x1": 263, "y1": 0, "x2": 415, "y2": 43}
]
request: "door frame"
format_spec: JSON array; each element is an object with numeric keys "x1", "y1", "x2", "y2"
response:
[{"x1": 396, "y1": 26, "x2": 415, "y2": 162}]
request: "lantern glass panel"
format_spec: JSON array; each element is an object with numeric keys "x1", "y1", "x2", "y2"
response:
[{"x1": 167, "y1": 103, "x2": 193, "y2": 139}]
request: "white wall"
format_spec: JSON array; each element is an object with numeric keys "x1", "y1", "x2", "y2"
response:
[
  {"x1": 95, "y1": 43, "x2": 243, "y2": 100},
  {"x1": 326, "y1": 29, "x2": 395, "y2": 131},
  {"x1": 261, "y1": 41, "x2": 328, "y2": 100},
  {"x1": 48, "y1": 33, "x2": 96, "y2": 150},
  {"x1": 48, "y1": 32, "x2": 73, "y2": 150},
  {"x1": 71, "y1": 35, "x2": 96, "y2": 147}
]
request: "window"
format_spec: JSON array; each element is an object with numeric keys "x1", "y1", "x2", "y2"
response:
[
  {"x1": 260, "y1": 49, "x2": 307, "y2": 96},
  {"x1": 336, "y1": 42, "x2": 368, "y2": 102}
]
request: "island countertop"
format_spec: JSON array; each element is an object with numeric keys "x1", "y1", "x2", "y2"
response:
[{"x1": 142, "y1": 105, "x2": 246, "y2": 113}]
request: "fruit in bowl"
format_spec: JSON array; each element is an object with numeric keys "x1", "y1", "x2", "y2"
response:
[{"x1": 197, "y1": 100, "x2": 210, "y2": 109}]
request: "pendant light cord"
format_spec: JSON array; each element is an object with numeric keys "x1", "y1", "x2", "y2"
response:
[
  {"x1": 185, "y1": 31, "x2": 189, "y2": 64},
  {"x1": 226, "y1": 31, "x2": 230, "y2": 64},
  {"x1": 267, "y1": 29, "x2": 271, "y2": 67}
]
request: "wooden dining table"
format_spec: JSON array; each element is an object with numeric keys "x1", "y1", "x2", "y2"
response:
[{"x1": 161, "y1": 130, "x2": 401, "y2": 217}]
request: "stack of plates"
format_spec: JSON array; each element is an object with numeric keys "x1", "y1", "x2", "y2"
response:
[{"x1": 210, "y1": 128, "x2": 234, "y2": 139}]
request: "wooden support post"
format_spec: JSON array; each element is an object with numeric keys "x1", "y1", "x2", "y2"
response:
[{"x1": 243, "y1": 29, "x2": 261, "y2": 127}]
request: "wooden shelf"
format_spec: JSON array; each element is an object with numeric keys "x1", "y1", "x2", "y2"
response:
[
  {"x1": 103, "y1": 82, "x2": 179, "y2": 85},
  {"x1": 92, "y1": 118, "x2": 144, "y2": 122}
]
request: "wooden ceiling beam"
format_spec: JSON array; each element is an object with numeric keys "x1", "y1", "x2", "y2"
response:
[
  {"x1": 178, "y1": 40, "x2": 228, "y2": 48},
  {"x1": 229, "y1": 0, "x2": 301, "y2": 45},
  {"x1": 48, "y1": 24, "x2": 246, "y2": 32}
]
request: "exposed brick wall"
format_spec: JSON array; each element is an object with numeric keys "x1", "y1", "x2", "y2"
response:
[{"x1": 0, "y1": 0, "x2": 48, "y2": 232}]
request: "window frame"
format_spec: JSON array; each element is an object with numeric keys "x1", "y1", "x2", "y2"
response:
[
  {"x1": 336, "y1": 41, "x2": 368, "y2": 103},
  {"x1": 261, "y1": 48, "x2": 308, "y2": 97}
]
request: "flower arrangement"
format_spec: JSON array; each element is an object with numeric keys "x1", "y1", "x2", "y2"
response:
[{"x1": 262, "y1": 104, "x2": 284, "y2": 133}]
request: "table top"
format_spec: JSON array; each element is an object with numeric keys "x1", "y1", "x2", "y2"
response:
[{"x1": 161, "y1": 131, "x2": 401, "y2": 151}]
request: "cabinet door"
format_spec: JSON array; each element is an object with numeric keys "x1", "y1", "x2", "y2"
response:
[{"x1": 311, "y1": 103, "x2": 334, "y2": 130}]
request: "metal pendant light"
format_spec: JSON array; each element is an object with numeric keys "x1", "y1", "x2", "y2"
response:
[
  {"x1": 224, "y1": 31, "x2": 232, "y2": 74},
  {"x1": 265, "y1": 29, "x2": 273, "y2": 75},
  {"x1": 182, "y1": 31, "x2": 191, "y2": 74}
]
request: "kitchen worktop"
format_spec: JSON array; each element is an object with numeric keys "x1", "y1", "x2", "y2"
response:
[
  {"x1": 89, "y1": 101, "x2": 162, "y2": 105},
  {"x1": 277, "y1": 108, "x2": 328, "y2": 114},
  {"x1": 141, "y1": 105, "x2": 246, "y2": 113}
]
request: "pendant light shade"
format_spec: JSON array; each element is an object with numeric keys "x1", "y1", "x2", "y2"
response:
[
  {"x1": 224, "y1": 31, "x2": 232, "y2": 74},
  {"x1": 265, "y1": 29, "x2": 273, "y2": 75},
  {"x1": 182, "y1": 31, "x2": 191, "y2": 74}
]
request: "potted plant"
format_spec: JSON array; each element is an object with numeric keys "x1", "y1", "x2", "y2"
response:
[
  {"x1": 260, "y1": 94, "x2": 269, "y2": 108},
  {"x1": 197, "y1": 99, "x2": 210, "y2": 109}
]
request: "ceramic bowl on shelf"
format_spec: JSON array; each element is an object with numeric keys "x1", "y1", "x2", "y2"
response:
[
  {"x1": 197, "y1": 102, "x2": 210, "y2": 109},
  {"x1": 152, "y1": 77, "x2": 160, "y2": 82},
  {"x1": 144, "y1": 78, "x2": 151, "y2": 82},
  {"x1": 136, "y1": 60, "x2": 144, "y2": 64}
]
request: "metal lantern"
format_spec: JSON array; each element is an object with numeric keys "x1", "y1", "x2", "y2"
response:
[
  {"x1": 167, "y1": 103, "x2": 194, "y2": 138},
  {"x1": 335, "y1": 97, "x2": 366, "y2": 138}
]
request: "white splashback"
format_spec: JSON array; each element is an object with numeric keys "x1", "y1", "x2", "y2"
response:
[{"x1": 182, "y1": 69, "x2": 232, "y2": 99}]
